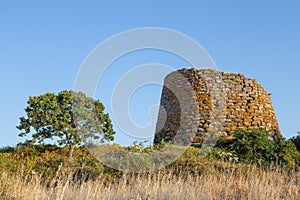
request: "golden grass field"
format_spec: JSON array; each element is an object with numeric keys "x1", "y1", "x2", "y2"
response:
[{"x1": 1, "y1": 163, "x2": 299, "y2": 200}]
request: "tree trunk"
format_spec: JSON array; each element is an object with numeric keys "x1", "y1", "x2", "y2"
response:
[{"x1": 68, "y1": 144, "x2": 75, "y2": 161}]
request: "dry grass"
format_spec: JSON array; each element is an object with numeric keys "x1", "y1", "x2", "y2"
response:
[{"x1": 0, "y1": 163, "x2": 299, "y2": 200}]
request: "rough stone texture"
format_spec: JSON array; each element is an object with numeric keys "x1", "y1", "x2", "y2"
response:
[{"x1": 154, "y1": 68, "x2": 280, "y2": 145}]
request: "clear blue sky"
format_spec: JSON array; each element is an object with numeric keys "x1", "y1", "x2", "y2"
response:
[{"x1": 0, "y1": 1, "x2": 299, "y2": 147}]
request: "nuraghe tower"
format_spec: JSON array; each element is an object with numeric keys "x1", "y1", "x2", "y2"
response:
[{"x1": 154, "y1": 68, "x2": 280, "y2": 145}]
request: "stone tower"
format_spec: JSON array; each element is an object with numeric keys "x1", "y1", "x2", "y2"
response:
[{"x1": 154, "y1": 68, "x2": 280, "y2": 145}]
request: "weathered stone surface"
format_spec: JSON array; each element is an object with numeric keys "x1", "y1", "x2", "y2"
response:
[{"x1": 154, "y1": 68, "x2": 280, "y2": 145}]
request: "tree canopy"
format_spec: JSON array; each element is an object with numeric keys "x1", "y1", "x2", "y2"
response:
[{"x1": 17, "y1": 90, "x2": 115, "y2": 160}]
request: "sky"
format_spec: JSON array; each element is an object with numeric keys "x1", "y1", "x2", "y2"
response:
[{"x1": 0, "y1": 1, "x2": 299, "y2": 147}]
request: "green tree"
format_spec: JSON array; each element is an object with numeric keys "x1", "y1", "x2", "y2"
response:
[{"x1": 17, "y1": 90, "x2": 115, "y2": 160}]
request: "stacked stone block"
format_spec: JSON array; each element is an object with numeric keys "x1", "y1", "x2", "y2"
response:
[{"x1": 154, "y1": 68, "x2": 280, "y2": 145}]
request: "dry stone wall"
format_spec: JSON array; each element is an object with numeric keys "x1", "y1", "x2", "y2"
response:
[{"x1": 154, "y1": 68, "x2": 280, "y2": 145}]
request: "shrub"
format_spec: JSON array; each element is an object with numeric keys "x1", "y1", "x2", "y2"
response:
[
  {"x1": 291, "y1": 134, "x2": 300, "y2": 152},
  {"x1": 276, "y1": 135, "x2": 300, "y2": 167},
  {"x1": 214, "y1": 129, "x2": 300, "y2": 167},
  {"x1": 215, "y1": 129, "x2": 275, "y2": 164},
  {"x1": 0, "y1": 146, "x2": 16, "y2": 153},
  {"x1": 208, "y1": 148, "x2": 239, "y2": 162}
]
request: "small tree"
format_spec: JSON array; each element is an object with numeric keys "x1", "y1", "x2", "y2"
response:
[{"x1": 17, "y1": 90, "x2": 115, "y2": 160}]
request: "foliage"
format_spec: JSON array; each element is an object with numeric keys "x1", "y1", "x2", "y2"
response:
[
  {"x1": 290, "y1": 133, "x2": 300, "y2": 152},
  {"x1": 17, "y1": 90, "x2": 115, "y2": 160},
  {"x1": 0, "y1": 140, "x2": 299, "y2": 190},
  {"x1": 213, "y1": 129, "x2": 300, "y2": 167},
  {"x1": 208, "y1": 148, "x2": 239, "y2": 162},
  {"x1": 0, "y1": 129, "x2": 299, "y2": 192},
  {"x1": 1, "y1": 143, "x2": 299, "y2": 200},
  {"x1": 275, "y1": 134, "x2": 300, "y2": 167},
  {"x1": 125, "y1": 141, "x2": 147, "y2": 153},
  {"x1": 0, "y1": 146, "x2": 16, "y2": 153}
]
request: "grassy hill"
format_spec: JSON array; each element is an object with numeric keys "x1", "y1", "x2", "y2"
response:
[{"x1": 0, "y1": 130, "x2": 300, "y2": 199}]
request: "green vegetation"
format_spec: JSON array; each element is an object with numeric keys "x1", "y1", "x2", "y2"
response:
[
  {"x1": 291, "y1": 132, "x2": 300, "y2": 152},
  {"x1": 17, "y1": 90, "x2": 115, "y2": 160},
  {"x1": 0, "y1": 142, "x2": 299, "y2": 199},
  {"x1": 211, "y1": 129, "x2": 300, "y2": 167},
  {"x1": 0, "y1": 129, "x2": 299, "y2": 185}
]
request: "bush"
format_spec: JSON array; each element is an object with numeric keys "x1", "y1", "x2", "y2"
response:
[
  {"x1": 276, "y1": 135, "x2": 300, "y2": 167},
  {"x1": 291, "y1": 134, "x2": 300, "y2": 152},
  {"x1": 214, "y1": 129, "x2": 300, "y2": 167},
  {"x1": 208, "y1": 148, "x2": 239, "y2": 162},
  {"x1": 0, "y1": 146, "x2": 16, "y2": 153}
]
